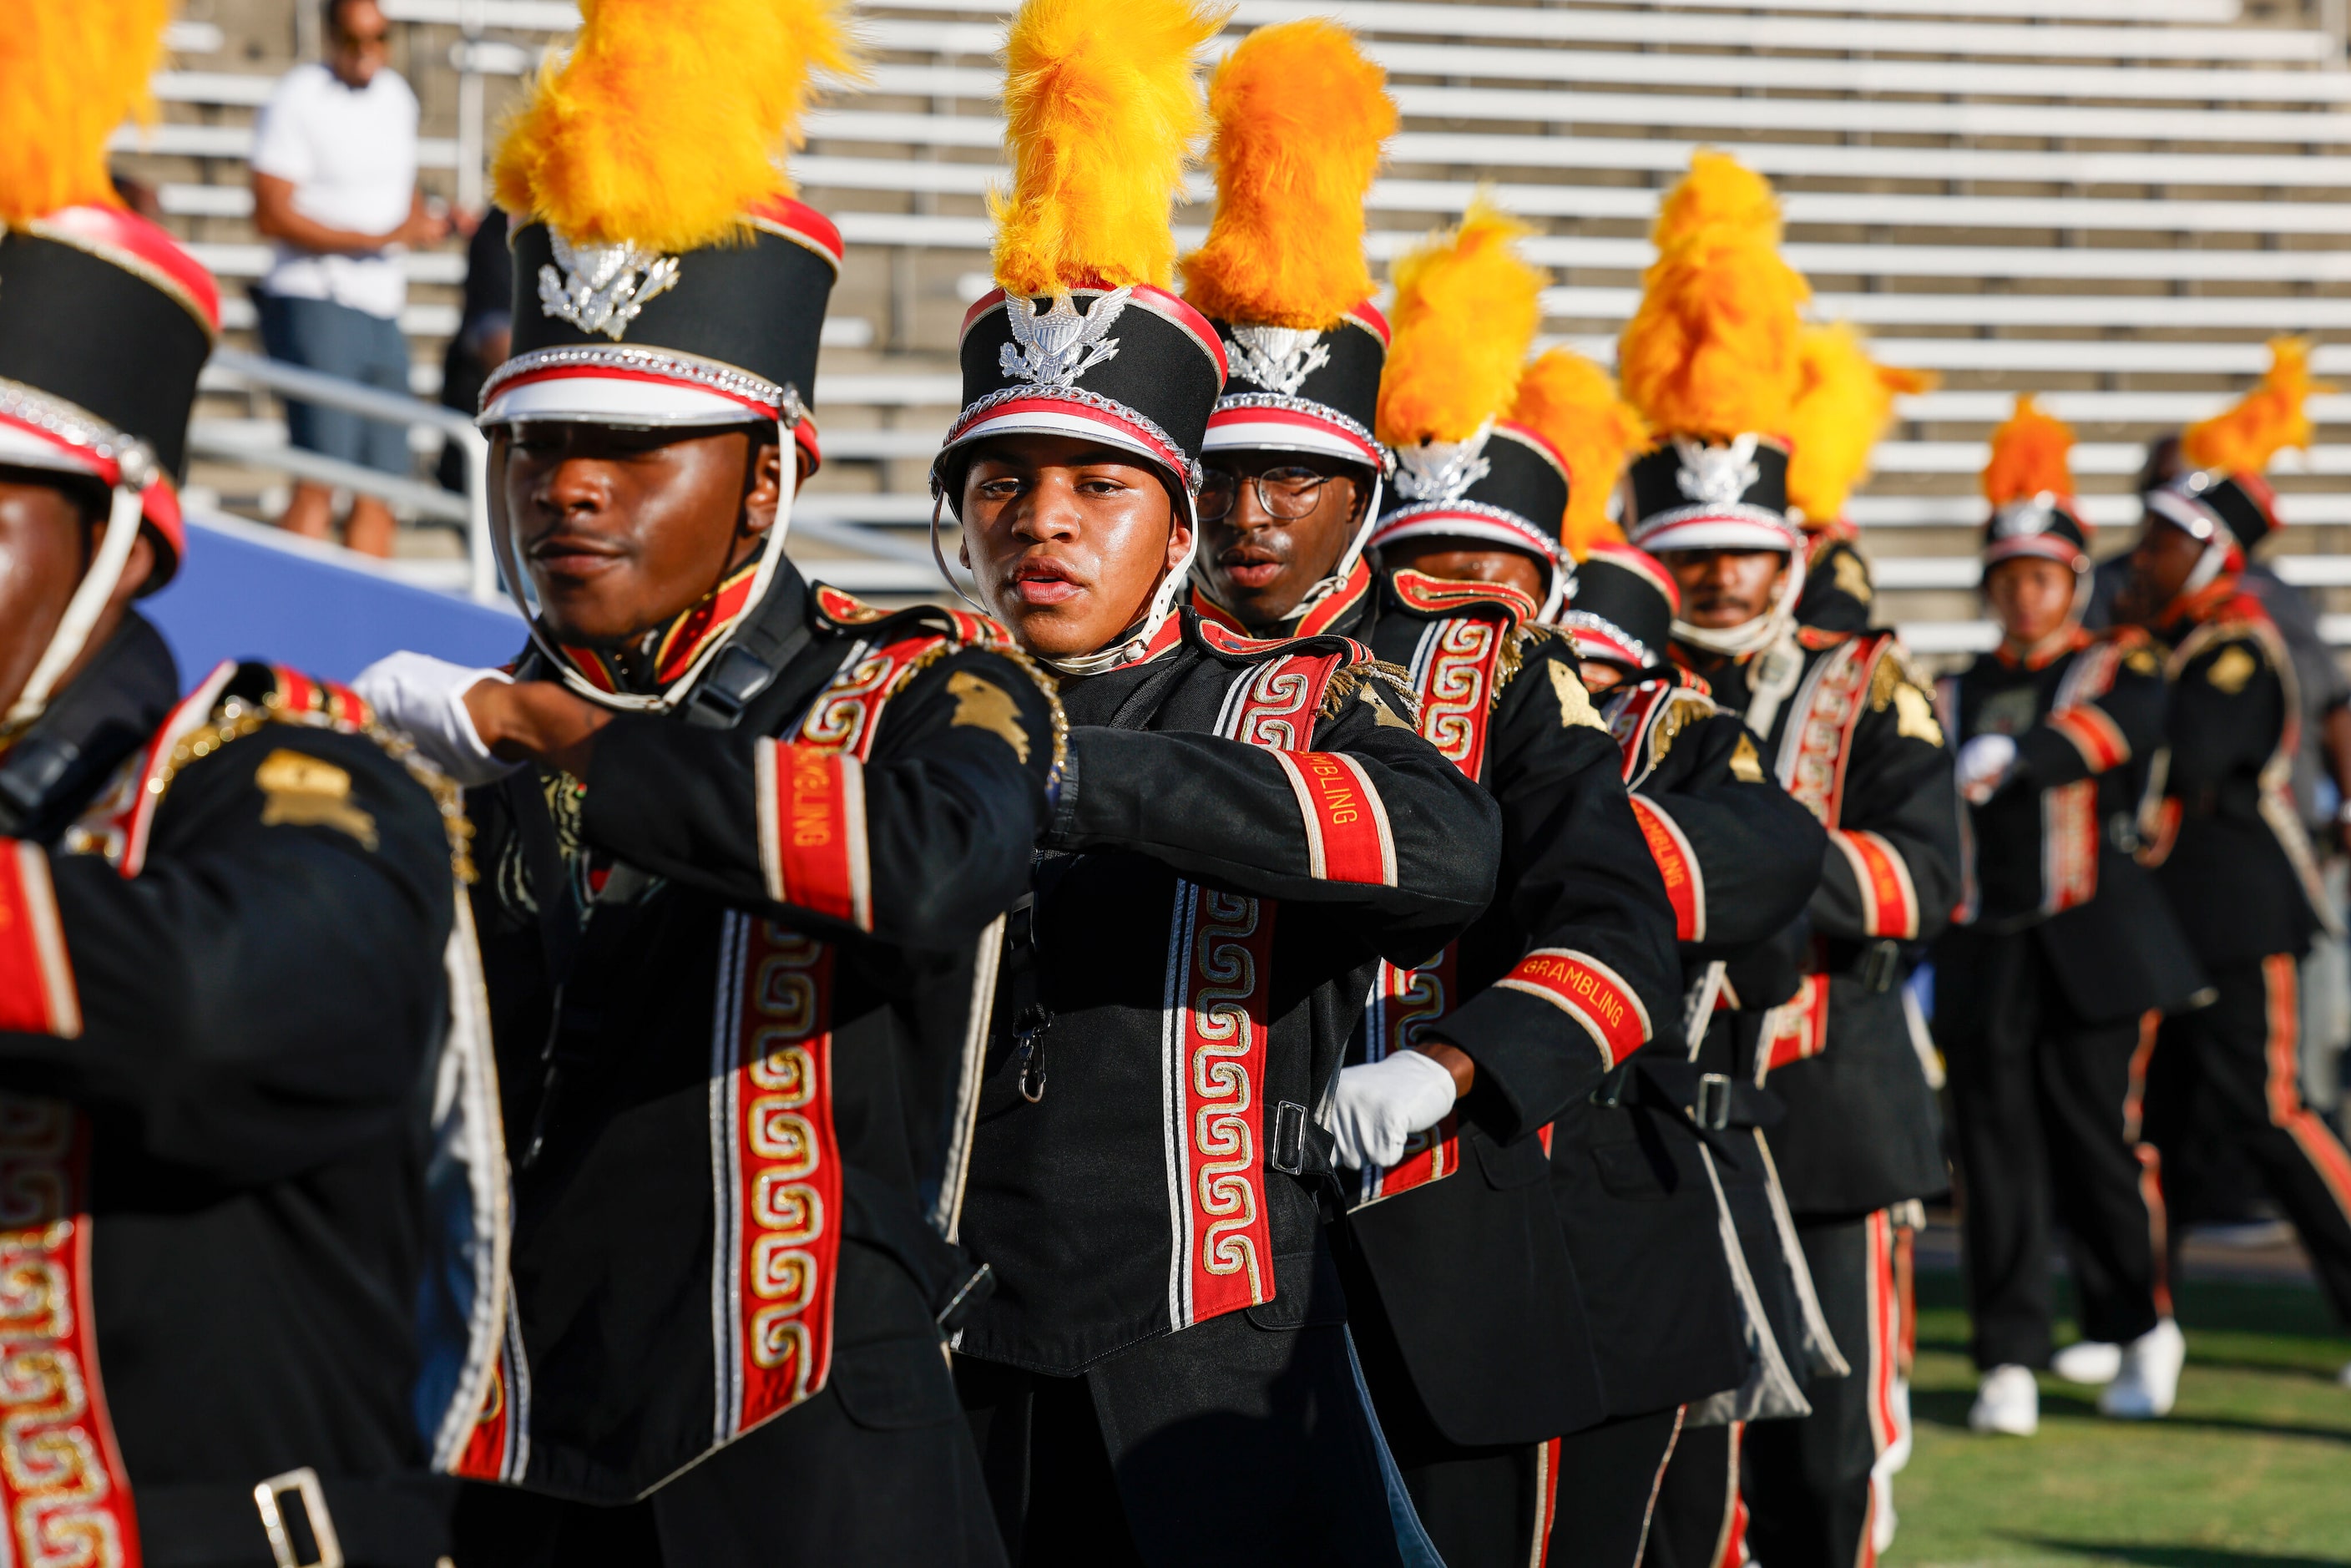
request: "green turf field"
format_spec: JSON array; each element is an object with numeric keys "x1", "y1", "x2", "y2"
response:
[{"x1": 1894, "y1": 1269, "x2": 2351, "y2": 1565}]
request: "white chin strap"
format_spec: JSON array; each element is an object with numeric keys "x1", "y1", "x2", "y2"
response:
[
  {"x1": 2181, "y1": 536, "x2": 2232, "y2": 599},
  {"x1": 5, "y1": 480, "x2": 149, "y2": 733},
  {"x1": 495, "y1": 417, "x2": 799, "y2": 714},
  {"x1": 934, "y1": 477, "x2": 1203, "y2": 678},
  {"x1": 1671, "y1": 552, "x2": 1806, "y2": 659}
]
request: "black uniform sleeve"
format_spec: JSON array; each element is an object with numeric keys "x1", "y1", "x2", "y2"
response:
[
  {"x1": 1811, "y1": 646, "x2": 1962, "y2": 947},
  {"x1": 2010, "y1": 638, "x2": 2168, "y2": 792},
  {"x1": 1044, "y1": 668, "x2": 1501, "y2": 969},
  {"x1": 1418, "y1": 638, "x2": 1682, "y2": 1140},
  {"x1": 1639, "y1": 710, "x2": 1828, "y2": 955},
  {"x1": 581, "y1": 645, "x2": 1059, "y2": 951},
  {"x1": 0, "y1": 726, "x2": 453, "y2": 1186},
  {"x1": 2164, "y1": 632, "x2": 2286, "y2": 802}
]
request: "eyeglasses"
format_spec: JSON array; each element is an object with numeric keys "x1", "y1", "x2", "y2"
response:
[{"x1": 1196, "y1": 465, "x2": 1344, "y2": 524}]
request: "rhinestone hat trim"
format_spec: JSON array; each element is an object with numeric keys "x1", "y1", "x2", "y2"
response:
[
  {"x1": 0, "y1": 378, "x2": 158, "y2": 488},
  {"x1": 479, "y1": 345, "x2": 801, "y2": 423}
]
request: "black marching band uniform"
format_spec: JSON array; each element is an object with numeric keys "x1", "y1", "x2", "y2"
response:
[
  {"x1": 427, "y1": 12, "x2": 1063, "y2": 1563},
  {"x1": 1554, "y1": 544, "x2": 1830, "y2": 1568},
  {"x1": 1934, "y1": 403, "x2": 2204, "y2": 1393},
  {"x1": 0, "y1": 27, "x2": 492, "y2": 1565},
  {"x1": 1616, "y1": 153, "x2": 1957, "y2": 1568},
  {"x1": 2136, "y1": 353, "x2": 2351, "y2": 1332},
  {"x1": 934, "y1": 10, "x2": 1502, "y2": 1564},
  {"x1": 1300, "y1": 205, "x2": 1684, "y2": 1567}
]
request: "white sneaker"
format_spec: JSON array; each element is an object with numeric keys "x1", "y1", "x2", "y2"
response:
[
  {"x1": 1969, "y1": 1363, "x2": 2040, "y2": 1435},
  {"x1": 2050, "y1": 1340, "x2": 2123, "y2": 1386},
  {"x1": 2099, "y1": 1318, "x2": 2186, "y2": 1419}
]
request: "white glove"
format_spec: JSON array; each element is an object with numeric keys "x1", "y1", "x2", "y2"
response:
[
  {"x1": 353, "y1": 651, "x2": 520, "y2": 787},
  {"x1": 1955, "y1": 732, "x2": 2018, "y2": 806},
  {"x1": 1320, "y1": 1049, "x2": 1460, "y2": 1171}
]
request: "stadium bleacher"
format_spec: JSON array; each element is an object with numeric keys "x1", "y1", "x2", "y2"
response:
[{"x1": 130, "y1": 0, "x2": 2351, "y2": 645}]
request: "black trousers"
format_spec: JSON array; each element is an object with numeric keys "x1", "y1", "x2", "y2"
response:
[
  {"x1": 956, "y1": 1314, "x2": 1431, "y2": 1568},
  {"x1": 1740, "y1": 1214, "x2": 1896, "y2": 1568},
  {"x1": 447, "y1": 1377, "x2": 1005, "y2": 1567},
  {"x1": 2146, "y1": 953, "x2": 2351, "y2": 1323},
  {"x1": 1942, "y1": 930, "x2": 2168, "y2": 1368},
  {"x1": 1543, "y1": 1407, "x2": 1683, "y2": 1568},
  {"x1": 1641, "y1": 1421, "x2": 1743, "y2": 1568}
]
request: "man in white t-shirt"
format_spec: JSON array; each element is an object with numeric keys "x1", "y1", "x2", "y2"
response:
[{"x1": 250, "y1": 0, "x2": 447, "y2": 556}]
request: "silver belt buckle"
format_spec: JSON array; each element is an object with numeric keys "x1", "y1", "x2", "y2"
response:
[
  {"x1": 1693, "y1": 1072, "x2": 1732, "y2": 1130},
  {"x1": 254, "y1": 1467, "x2": 344, "y2": 1568}
]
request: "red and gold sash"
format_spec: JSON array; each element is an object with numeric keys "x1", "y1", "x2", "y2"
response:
[
  {"x1": 1165, "y1": 646, "x2": 1367, "y2": 1325},
  {"x1": 1352, "y1": 582, "x2": 1519, "y2": 1210}
]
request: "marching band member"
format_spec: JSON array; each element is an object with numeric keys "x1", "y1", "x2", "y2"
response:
[
  {"x1": 1936, "y1": 399, "x2": 2205, "y2": 1434},
  {"x1": 0, "y1": 7, "x2": 489, "y2": 1561},
  {"x1": 363, "y1": 3, "x2": 1063, "y2": 1559},
  {"x1": 932, "y1": 3, "x2": 1500, "y2": 1558},
  {"x1": 2121, "y1": 341, "x2": 2351, "y2": 1390},
  {"x1": 1620, "y1": 151, "x2": 1957, "y2": 1567}
]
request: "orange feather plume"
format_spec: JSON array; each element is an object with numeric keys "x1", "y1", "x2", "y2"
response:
[
  {"x1": 1508, "y1": 348, "x2": 1647, "y2": 559},
  {"x1": 1616, "y1": 150, "x2": 1810, "y2": 443},
  {"x1": 493, "y1": 0, "x2": 860, "y2": 255},
  {"x1": 1784, "y1": 322, "x2": 1935, "y2": 526},
  {"x1": 992, "y1": 0, "x2": 1229, "y2": 295},
  {"x1": 1980, "y1": 397, "x2": 2077, "y2": 507},
  {"x1": 1376, "y1": 195, "x2": 1546, "y2": 447},
  {"x1": 1179, "y1": 18, "x2": 1394, "y2": 329},
  {"x1": 0, "y1": 0, "x2": 171, "y2": 223},
  {"x1": 2182, "y1": 336, "x2": 2331, "y2": 476}
]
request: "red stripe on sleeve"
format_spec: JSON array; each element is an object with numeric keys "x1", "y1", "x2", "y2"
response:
[
  {"x1": 2048, "y1": 705, "x2": 2130, "y2": 774},
  {"x1": 1630, "y1": 793, "x2": 1706, "y2": 943},
  {"x1": 755, "y1": 742, "x2": 872, "y2": 931},
  {"x1": 1832, "y1": 829, "x2": 1919, "y2": 940},
  {"x1": 0, "y1": 842, "x2": 80, "y2": 1037},
  {"x1": 1494, "y1": 948, "x2": 1652, "y2": 1067},
  {"x1": 1273, "y1": 751, "x2": 1398, "y2": 887}
]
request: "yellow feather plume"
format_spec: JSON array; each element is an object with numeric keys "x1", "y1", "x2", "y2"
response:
[
  {"x1": 1508, "y1": 349, "x2": 1647, "y2": 559},
  {"x1": 0, "y1": 0, "x2": 170, "y2": 223},
  {"x1": 2182, "y1": 336, "x2": 2332, "y2": 476},
  {"x1": 1616, "y1": 150, "x2": 1810, "y2": 442},
  {"x1": 1980, "y1": 397, "x2": 2076, "y2": 506},
  {"x1": 1785, "y1": 322, "x2": 1936, "y2": 525},
  {"x1": 992, "y1": 0, "x2": 1229, "y2": 295},
  {"x1": 1376, "y1": 196, "x2": 1547, "y2": 448},
  {"x1": 1178, "y1": 18, "x2": 1394, "y2": 329},
  {"x1": 492, "y1": 0, "x2": 858, "y2": 255}
]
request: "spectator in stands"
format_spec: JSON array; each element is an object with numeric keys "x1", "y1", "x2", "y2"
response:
[
  {"x1": 250, "y1": 0, "x2": 447, "y2": 557},
  {"x1": 437, "y1": 205, "x2": 509, "y2": 492}
]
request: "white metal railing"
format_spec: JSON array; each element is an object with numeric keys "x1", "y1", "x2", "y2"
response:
[{"x1": 195, "y1": 348, "x2": 498, "y2": 603}]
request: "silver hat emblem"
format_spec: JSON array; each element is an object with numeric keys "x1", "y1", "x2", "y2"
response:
[
  {"x1": 1673, "y1": 433, "x2": 1762, "y2": 507},
  {"x1": 1992, "y1": 493, "x2": 2058, "y2": 539},
  {"x1": 1000, "y1": 290, "x2": 1130, "y2": 387},
  {"x1": 538, "y1": 230, "x2": 682, "y2": 341},
  {"x1": 1393, "y1": 420, "x2": 1494, "y2": 503},
  {"x1": 1227, "y1": 325, "x2": 1329, "y2": 397}
]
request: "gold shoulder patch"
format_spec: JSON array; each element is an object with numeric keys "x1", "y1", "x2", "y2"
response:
[
  {"x1": 947, "y1": 670, "x2": 1031, "y2": 763},
  {"x1": 2207, "y1": 644, "x2": 2258, "y2": 695},
  {"x1": 1833, "y1": 549, "x2": 1873, "y2": 603},
  {"x1": 1363, "y1": 684, "x2": 1417, "y2": 730},
  {"x1": 255, "y1": 748, "x2": 377, "y2": 849},
  {"x1": 2125, "y1": 645, "x2": 2161, "y2": 677},
  {"x1": 1892, "y1": 682, "x2": 1944, "y2": 747},
  {"x1": 1549, "y1": 660, "x2": 1608, "y2": 732},
  {"x1": 1730, "y1": 732, "x2": 1766, "y2": 783}
]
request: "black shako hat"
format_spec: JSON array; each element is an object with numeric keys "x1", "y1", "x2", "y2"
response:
[
  {"x1": 0, "y1": 207, "x2": 220, "y2": 587},
  {"x1": 1625, "y1": 434, "x2": 1803, "y2": 555},
  {"x1": 481, "y1": 199, "x2": 842, "y2": 473},
  {"x1": 1984, "y1": 493, "x2": 2094, "y2": 570},
  {"x1": 1203, "y1": 304, "x2": 1389, "y2": 471},
  {"x1": 933, "y1": 283, "x2": 1229, "y2": 495},
  {"x1": 2146, "y1": 468, "x2": 2281, "y2": 553},
  {"x1": 1367, "y1": 419, "x2": 1570, "y2": 575},
  {"x1": 1561, "y1": 544, "x2": 1681, "y2": 674}
]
